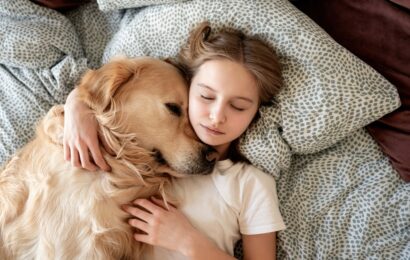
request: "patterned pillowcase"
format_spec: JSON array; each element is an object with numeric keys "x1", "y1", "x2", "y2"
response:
[
  {"x1": 239, "y1": 106, "x2": 292, "y2": 178},
  {"x1": 96, "y1": 0, "x2": 187, "y2": 11},
  {"x1": 102, "y1": 0, "x2": 400, "y2": 175}
]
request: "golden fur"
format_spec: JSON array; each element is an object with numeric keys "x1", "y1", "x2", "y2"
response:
[{"x1": 0, "y1": 57, "x2": 215, "y2": 259}]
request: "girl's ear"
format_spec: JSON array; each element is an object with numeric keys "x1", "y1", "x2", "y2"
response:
[{"x1": 76, "y1": 58, "x2": 137, "y2": 113}]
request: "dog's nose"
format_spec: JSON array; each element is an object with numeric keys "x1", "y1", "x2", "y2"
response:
[{"x1": 202, "y1": 146, "x2": 219, "y2": 163}]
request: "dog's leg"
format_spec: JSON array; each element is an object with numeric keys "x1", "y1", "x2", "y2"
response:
[
  {"x1": 0, "y1": 157, "x2": 29, "y2": 259},
  {"x1": 0, "y1": 157, "x2": 28, "y2": 228}
]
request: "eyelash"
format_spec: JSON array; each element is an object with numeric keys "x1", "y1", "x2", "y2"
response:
[
  {"x1": 200, "y1": 95, "x2": 213, "y2": 100},
  {"x1": 201, "y1": 95, "x2": 245, "y2": 111},
  {"x1": 231, "y1": 105, "x2": 244, "y2": 111}
]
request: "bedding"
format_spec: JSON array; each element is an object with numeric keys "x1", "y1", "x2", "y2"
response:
[
  {"x1": 0, "y1": 0, "x2": 408, "y2": 259},
  {"x1": 96, "y1": 0, "x2": 188, "y2": 11},
  {"x1": 292, "y1": 0, "x2": 410, "y2": 182}
]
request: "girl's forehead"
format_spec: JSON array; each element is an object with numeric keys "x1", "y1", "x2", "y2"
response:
[
  {"x1": 194, "y1": 60, "x2": 256, "y2": 90},
  {"x1": 192, "y1": 59, "x2": 258, "y2": 96}
]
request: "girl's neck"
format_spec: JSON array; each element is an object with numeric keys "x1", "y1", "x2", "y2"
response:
[{"x1": 213, "y1": 143, "x2": 230, "y2": 161}]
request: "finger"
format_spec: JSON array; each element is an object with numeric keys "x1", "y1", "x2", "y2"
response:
[
  {"x1": 133, "y1": 233, "x2": 151, "y2": 244},
  {"x1": 89, "y1": 140, "x2": 111, "y2": 172},
  {"x1": 63, "y1": 142, "x2": 71, "y2": 161},
  {"x1": 151, "y1": 197, "x2": 177, "y2": 211},
  {"x1": 78, "y1": 144, "x2": 97, "y2": 171},
  {"x1": 100, "y1": 135, "x2": 115, "y2": 156},
  {"x1": 70, "y1": 147, "x2": 81, "y2": 168},
  {"x1": 133, "y1": 199, "x2": 161, "y2": 214},
  {"x1": 128, "y1": 218, "x2": 150, "y2": 232},
  {"x1": 122, "y1": 205, "x2": 151, "y2": 222}
]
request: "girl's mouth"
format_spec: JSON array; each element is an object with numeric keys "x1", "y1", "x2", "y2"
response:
[{"x1": 200, "y1": 124, "x2": 225, "y2": 135}]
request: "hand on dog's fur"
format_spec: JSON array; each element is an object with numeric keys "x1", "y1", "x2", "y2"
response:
[
  {"x1": 124, "y1": 197, "x2": 201, "y2": 255},
  {"x1": 64, "y1": 88, "x2": 112, "y2": 172},
  {"x1": 124, "y1": 197, "x2": 227, "y2": 259}
]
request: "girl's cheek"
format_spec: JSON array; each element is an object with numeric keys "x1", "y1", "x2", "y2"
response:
[
  {"x1": 188, "y1": 103, "x2": 198, "y2": 123},
  {"x1": 189, "y1": 99, "x2": 205, "y2": 119}
]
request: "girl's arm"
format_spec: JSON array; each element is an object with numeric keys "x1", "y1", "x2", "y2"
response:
[
  {"x1": 123, "y1": 197, "x2": 236, "y2": 260},
  {"x1": 242, "y1": 232, "x2": 276, "y2": 260},
  {"x1": 64, "y1": 88, "x2": 111, "y2": 171}
]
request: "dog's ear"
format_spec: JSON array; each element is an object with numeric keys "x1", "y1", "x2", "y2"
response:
[
  {"x1": 163, "y1": 58, "x2": 190, "y2": 82},
  {"x1": 76, "y1": 59, "x2": 136, "y2": 113}
]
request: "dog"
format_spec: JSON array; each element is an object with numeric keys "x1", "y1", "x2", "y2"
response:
[{"x1": 0, "y1": 57, "x2": 216, "y2": 259}]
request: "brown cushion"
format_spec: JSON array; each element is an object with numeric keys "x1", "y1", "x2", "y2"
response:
[
  {"x1": 293, "y1": 0, "x2": 410, "y2": 182},
  {"x1": 30, "y1": 0, "x2": 90, "y2": 11}
]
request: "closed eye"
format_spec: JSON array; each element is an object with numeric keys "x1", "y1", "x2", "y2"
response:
[
  {"x1": 231, "y1": 104, "x2": 245, "y2": 111},
  {"x1": 200, "y1": 95, "x2": 214, "y2": 100},
  {"x1": 165, "y1": 103, "x2": 182, "y2": 117}
]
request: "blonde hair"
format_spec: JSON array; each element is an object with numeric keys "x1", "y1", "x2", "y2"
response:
[
  {"x1": 176, "y1": 21, "x2": 283, "y2": 162},
  {"x1": 177, "y1": 21, "x2": 283, "y2": 106}
]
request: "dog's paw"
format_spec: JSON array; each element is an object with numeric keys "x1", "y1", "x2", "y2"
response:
[{"x1": 42, "y1": 105, "x2": 65, "y2": 145}]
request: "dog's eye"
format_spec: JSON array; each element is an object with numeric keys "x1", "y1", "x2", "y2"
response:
[{"x1": 165, "y1": 103, "x2": 182, "y2": 117}]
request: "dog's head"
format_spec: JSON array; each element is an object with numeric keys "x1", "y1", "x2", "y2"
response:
[{"x1": 75, "y1": 56, "x2": 216, "y2": 176}]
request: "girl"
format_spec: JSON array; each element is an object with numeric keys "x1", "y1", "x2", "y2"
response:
[{"x1": 64, "y1": 22, "x2": 285, "y2": 259}]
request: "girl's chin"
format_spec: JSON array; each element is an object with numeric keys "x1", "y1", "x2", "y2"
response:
[
  {"x1": 198, "y1": 136, "x2": 220, "y2": 146},
  {"x1": 199, "y1": 136, "x2": 230, "y2": 151}
]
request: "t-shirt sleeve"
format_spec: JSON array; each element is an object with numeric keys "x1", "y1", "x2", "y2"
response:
[{"x1": 238, "y1": 167, "x2": 286, "y2": 235}]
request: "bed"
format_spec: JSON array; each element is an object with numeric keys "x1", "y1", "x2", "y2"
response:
[{"x1": 0, "y1": 0, "x2": 409, "y2": 259}]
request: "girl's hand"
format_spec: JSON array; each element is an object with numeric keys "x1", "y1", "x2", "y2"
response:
[
  {"x1": 123, "y1": 197, "x2": 198, "y2": 255},
  {"x1": 63, "y1": 89, "x2": 111, "y2": 172},
  {"x1": 123, "y1": 197, "x2": 205, "y2": 255},
  {"x1": 123, "y1": 197, "x2": 236, "y2": 259}
]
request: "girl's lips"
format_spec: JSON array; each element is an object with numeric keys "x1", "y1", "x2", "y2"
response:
[{"x1": 200, "y1": 124, "x2": 225, "y2": 135}]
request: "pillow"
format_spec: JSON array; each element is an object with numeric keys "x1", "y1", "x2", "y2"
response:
[
  {"x1": 292, "y1": 0, "x2": 410, "y2": 181},
  {"x1": 239, "y1": 106, "x2": 292, "y2": 178},
  {"x1": 103, "y1": 0, "x2": 400, "y2": 161},
  {"x1": 96, "y1": 0, "x2": 187, "y2": 11}
]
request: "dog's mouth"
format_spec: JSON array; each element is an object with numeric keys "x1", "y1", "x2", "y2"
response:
[
  {"x1": 153, "y1": 149, "x2": 168, "y2": 166},
  {"x1": 152, "y1": 147, "x2": 216, "y2": 176}
]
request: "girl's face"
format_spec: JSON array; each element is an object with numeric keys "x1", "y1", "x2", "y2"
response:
[{"x1": 188, "y1": 59, "x2": 259, "y2": 158}]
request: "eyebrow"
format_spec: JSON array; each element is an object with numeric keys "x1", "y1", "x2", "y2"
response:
[{"x1": 197, "y1": 83, "x2": 255, "y2": 103}]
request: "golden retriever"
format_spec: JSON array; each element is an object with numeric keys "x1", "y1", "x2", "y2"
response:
[{"x1": 0, "y1": 57, "x2": 216, "y2": 259}]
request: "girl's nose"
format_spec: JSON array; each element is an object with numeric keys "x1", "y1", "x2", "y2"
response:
[{"x1": 209, "y1": 104, "x2": 226, "y2": 125}]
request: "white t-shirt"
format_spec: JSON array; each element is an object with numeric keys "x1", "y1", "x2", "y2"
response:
[{"x1": 143, "y1": 159, "x2": 285, "y2": 259}]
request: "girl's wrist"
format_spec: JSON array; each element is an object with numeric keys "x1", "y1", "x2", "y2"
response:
[
  {"x1": 181, "y1": 230, "x2": 205, "y2": 257},
  {"x1": 182, "y1": 231, "x2": 220, "y2": 259},
  {"x1": 65, "y1": 89, "x2": 89, "y2": 113},
  {"x1": 65, "y1": 89, "x2": 79, "y2": 110}
]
